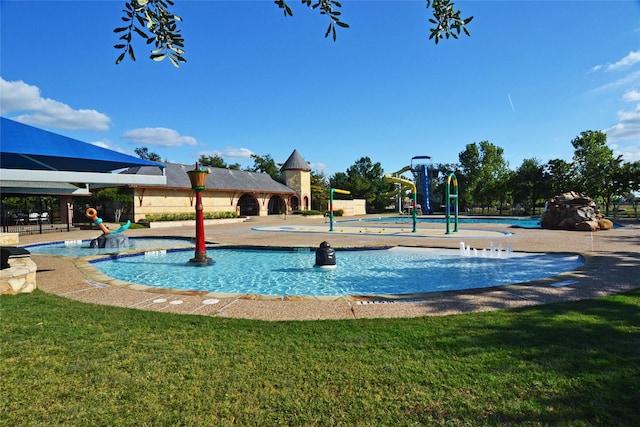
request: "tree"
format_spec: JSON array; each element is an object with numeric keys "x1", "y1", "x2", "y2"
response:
[
  {"x1": 544, "y1": 159, "x2": 576, "y2": 198},
  {"x1": 310, "y1": 171, "x2": 330, "y2": 211},
  {"x1": 571, "y1": 130, "x2": 616, "y2": 208},
  {"x1": 90, "y1": 187, "x2": 132, "y2": 222},
  {"x1": 329, "y1": 157, "x2": 394, "y2": 213},
  {"x1": 134, "y1": 146, "x2": 162, "y2": 162},
  {"x1": 511, "y1": 158, "x2": 546, "y2": 215},
  {"x1": 246, "y1": 154, "x2": 280, "y2": 180},
  {"x1": 458, "y1": 141, "x2": 510, "y2": 212},
  {"x1": 198, "y1": 154, "x2": 240, "y2": 170},
  {"x1": 457, "y1": 142, "x2": 481, "y2": 208},
  {"x1": 622, "y1": 161, "x2": 640, "y2": 220},
  {"x1": 115, "y1": 0, "x2": 472, "y2": 67},
  {"x1": 624, "y1": 160, "x2": 640, "y2": 194}
]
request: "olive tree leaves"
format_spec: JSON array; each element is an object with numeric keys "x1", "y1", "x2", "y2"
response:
[
  {"x1": 114, "y1": 0, "x2": 186, "y2": 67},
  {"x1": 426, "y1": 0, "x2": 473, "y2": 44},
  {"x1": 275, "y1": 0, "x2": 350, "y2": 41},
  {"x1": 115, "y1": 0, "x2": 472, "y2": 67}
]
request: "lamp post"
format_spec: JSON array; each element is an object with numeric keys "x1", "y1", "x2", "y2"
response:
[{"x1": 187, "y1": 162, "x2": 213, "y2": 265}]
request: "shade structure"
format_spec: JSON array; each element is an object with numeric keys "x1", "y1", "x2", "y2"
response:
[{"x1": 0, "y1": 117, "x2": 166, "y2": 185}]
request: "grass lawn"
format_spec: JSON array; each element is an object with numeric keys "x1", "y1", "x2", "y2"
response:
[{"x1": 2, "y1": 290, "x2": 639, "y2": 426}]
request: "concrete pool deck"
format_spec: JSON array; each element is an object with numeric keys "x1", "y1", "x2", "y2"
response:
[{"x1": 14, "y1": 214, "x2": 640, "y2": 321}]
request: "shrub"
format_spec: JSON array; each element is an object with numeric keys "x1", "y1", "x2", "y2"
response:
[
  {"x1": 142, "y1": 212, "x2": 238, "y2": 222},
  {"x1": 293, "y1": 210, "x2": 323, "y2": 216},
  {"x1": 323, "y1": 209, "x2": 343, "y2": 217}
]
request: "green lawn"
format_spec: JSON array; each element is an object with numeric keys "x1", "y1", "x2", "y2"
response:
[{"x1": 2, "y1": 290, "x2": 639, "y2": 426}]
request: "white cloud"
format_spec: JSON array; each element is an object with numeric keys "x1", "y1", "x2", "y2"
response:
[
  {"x1": 90, "y1": 139, "x2": 129, "y2": 154},
  {"x1": 606, "y1": 50, "x2": 640, "y2": 71},
  {"x1": 587, "y1": 69, "x2": 640, "y2": 94},
  {"x1": 622, "y1": 89, "x2": 640, "y2": 102},
  {"x1": 0, "y1": 77, "x2": 110, "y2": 131},
  {"x1": 604, "y1": 104, "x2": 640, "y2": 142},
  {"x1": 309, "y1": 162, "x2": 330, "y2": 173},
  {"x1": 122, "y1": 127, "x2": 197, "y2": 147},
  {"x1": 213, "y1": 146, "x2": 255, "y2": 159},
  {"x1": 612, "y1": 141, "x2": 640, "y2": 163}
]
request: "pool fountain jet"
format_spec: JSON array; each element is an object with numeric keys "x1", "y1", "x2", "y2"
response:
[
  {"x1": 459, "y1": 241, "x2": 512, "y2": 258},
  {"x1": 186, "y1": 162, "x2": 213, "y2": 266}
]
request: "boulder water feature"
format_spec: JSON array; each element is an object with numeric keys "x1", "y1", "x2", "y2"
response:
[
  {"x1": 90, "y1": 233, "x2": 130, "y2": 249},
  {"x1": 540, "y1": 192, "x2": 614, "y2": 231}
]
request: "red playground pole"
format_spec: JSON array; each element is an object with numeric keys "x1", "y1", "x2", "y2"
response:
[{"x1": 187, "y1": 162, "x2": 212, "y2": 265}]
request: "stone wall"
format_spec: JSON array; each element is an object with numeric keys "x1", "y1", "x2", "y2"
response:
[
  {"x1": 0, "y1": 256, "x2": 37, "y2": 295},
  {"x1": 332, "y1": 199, "x2": 367, "y2": 216},
  {"x1": 0, "y1": 233, "x2": 19, "y2": 246}
]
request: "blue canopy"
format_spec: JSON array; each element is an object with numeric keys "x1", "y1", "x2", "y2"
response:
[{"x1": 1, "y1": 117, "x2": 163, "y2": 173}]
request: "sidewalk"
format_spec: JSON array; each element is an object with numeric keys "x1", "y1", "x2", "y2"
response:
[{"x1": 17, "y1": 215, "x2": 640, "y2": 321}]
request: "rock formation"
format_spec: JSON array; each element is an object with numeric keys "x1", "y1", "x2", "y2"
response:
[
  {"x1": 540, "y1": 192, "x2": 613, "y2": 231},
  {"x1": 90, "y1": 233, "x2": 130, "y2": 249}
]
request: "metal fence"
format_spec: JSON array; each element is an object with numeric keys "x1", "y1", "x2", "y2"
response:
[{"x1": 1, "y1": 220, "x2": 75, "y2": 235}]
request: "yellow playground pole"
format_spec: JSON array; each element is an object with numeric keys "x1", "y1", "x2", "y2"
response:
[
  {"x1": 329, "y1": 188, "x2": 351, "y2": 232},
  {"x1": 383, "y1": 174, "x2": 417, "y2": 233}
]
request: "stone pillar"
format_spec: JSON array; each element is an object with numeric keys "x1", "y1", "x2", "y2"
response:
[{"x1": 0, "y1": 256, "x2": 37, "y2": 295}]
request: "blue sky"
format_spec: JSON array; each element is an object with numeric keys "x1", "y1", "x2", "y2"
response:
[{"x1": 2, "y1": 0, "x2": 639, "y2": 177}]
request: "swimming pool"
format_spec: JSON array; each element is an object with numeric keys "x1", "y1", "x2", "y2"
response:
[
  {"x1": 88, "y1": 246, "x2": 584, "y2": 297},
  {"x1": 24, "y1": 237, "x2": 195, "y2": 257},
  {"x1": 344, "y1": 216, "x2": 543, "y2": 228}
]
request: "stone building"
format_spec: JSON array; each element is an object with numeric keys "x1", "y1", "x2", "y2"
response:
[{"x1": 118, "y1": 150, "x2": 312, "y2": 222}]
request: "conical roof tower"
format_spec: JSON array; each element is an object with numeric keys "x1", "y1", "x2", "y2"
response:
[
  {"x1": 280, "y1": 149, "x2": 311, "y2": 211},
  {"x1": 280, "y1": 149, "x2": 311, "y2": 172}
]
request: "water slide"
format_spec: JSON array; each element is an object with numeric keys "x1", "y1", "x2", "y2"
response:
[
  {"x1": 390, "y1": 156, "x2": 433, "y2": 214},
  {"x1": 411, "y1": 156, "x2": 433, "y2": 214}
]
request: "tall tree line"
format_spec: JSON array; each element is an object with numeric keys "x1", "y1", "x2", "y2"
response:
[{"x1": 134, "y1": 128, "x2": 640, "y2": 215}]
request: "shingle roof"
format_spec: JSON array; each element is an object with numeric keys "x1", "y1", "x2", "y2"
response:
[
  {"x1": 280, "y1": 149, "x2": 311, "y2": 172},
  {"x1": 121, "y1": 162, "x2": 296, "y2": 194}
]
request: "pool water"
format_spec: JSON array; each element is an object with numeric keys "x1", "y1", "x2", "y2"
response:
[
  {"x1": 346, "y1": 217, "x2": 543, "y2": 228},
  {"x1": 24, "y1": 237, "x2": 195, "y2": 257},
  {"x1": 89, "y1": 246, "x2": 583, "y2": 297}
]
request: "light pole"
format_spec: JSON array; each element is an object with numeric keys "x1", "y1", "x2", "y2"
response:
[{"x1": 187, "y1": 162, "x2": 213, "y2": 265}]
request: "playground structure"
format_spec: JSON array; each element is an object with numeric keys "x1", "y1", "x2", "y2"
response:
[
  {"x1": 383, "y1": 175, "x2": 417, "y2": 233},
  {"x1": 410, "y1": 156, "x2": 434, "y2": 214},
  {"x1": 85, "y1": 208, "x2": 130, "y2": 235},
  {"x1": 387, "y1": 156, "x2": 459, "y2": 235},
  {"x1": 85, "y1": 207, "x2": 131, "y2": 248},
  {"x1": 391, "y1": 156, "x2": 436, "y2": 215},
  {"x1": 328, "y1": 188, "x2": 351, "y2": 232},
  {"x1": 445, "y1": 173, "x2": 459, "y2": 235}
]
